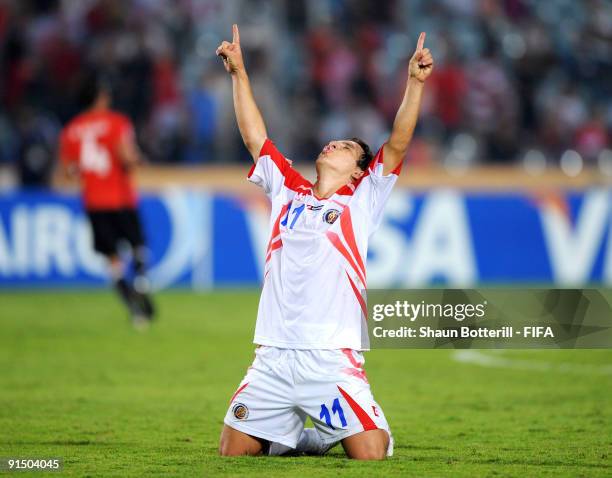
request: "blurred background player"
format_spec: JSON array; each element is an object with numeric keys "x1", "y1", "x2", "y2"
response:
[{"x1": 59, "y1": 73, "x2": 155, "y2": 327}]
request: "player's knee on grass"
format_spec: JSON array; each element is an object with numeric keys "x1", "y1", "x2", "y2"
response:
[
  {"x1": 341, "y1": 429, "x2": 389, "y2": 460},
  {"x1": 219, "y1": 425, "x2": 266, "y2": 456}
]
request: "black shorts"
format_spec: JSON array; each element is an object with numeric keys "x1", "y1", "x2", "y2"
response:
[{"x1": 87, "y1": 208, "x2": 145, "y2": 257}]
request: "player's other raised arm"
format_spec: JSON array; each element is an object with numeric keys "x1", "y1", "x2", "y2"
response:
[
  {"x1": 216, "y1": 24, "x2": 267, "y2": 162},
  {"x1": 383, "y1": 32, "x2": 434, "y2": 175}
]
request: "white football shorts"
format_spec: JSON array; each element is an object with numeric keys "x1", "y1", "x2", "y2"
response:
[{"x1": 223, "y1": 346, "x2": 393, "y2": 456}]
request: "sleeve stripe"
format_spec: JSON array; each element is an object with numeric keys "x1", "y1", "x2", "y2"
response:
[
  {"x1": 259, "y1": 139, "x2": 291, "y2": 175},
  {"x1": 247, "y1": 162, "x2": 257, "y2": 178},
  {"x1": 255, "y1": 138, "x2": 313, "y2": 193},
  {"x1": 369, "y1": 144, "x2": 403, "y2": 176}
]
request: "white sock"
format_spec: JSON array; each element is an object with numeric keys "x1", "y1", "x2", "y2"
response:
[
  {"x1": 267, "y1": 441, "x2": 293, "y2": 456},
  {"x1": 268, "y1": 428, "x2": 336, "y2": 456}
]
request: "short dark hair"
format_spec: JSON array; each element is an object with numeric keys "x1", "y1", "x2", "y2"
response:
[
  {"x1": 76, "y1": 70, "x2": 111, "y2": 109},
  {"x1": 351, "y1": 137, "x2": 373, "y2": 171}
]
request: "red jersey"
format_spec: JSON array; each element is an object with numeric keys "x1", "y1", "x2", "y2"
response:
[{"x1": 60, "y1": 110, "x2": 138, "y2": 210}]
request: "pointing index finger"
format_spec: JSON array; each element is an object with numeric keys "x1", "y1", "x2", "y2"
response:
[
  {"x1": 233, "y1": 24, "x2": 240, "y2": 44},
  {"x1": 416, "y1": 32, "x2": 426, "y2": 51}
]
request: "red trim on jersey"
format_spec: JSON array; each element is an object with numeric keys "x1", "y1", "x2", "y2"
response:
[
  {"x1": 247, "y1": 162, "x2": 256, "y2": 178},
  {"x1": 345, "y1": 271, "x2": 367, "y2": 319},
  {"x1": 369, "y1": 144, "x2": 403, "y2": 176},
  {"x1": 390, "y1": 160, "x2": 403, "y2": 175},
  {"x1": 267, "y1": 234, "x2": 281, "y2": 253},
  {"x1": 337, "y1": 385, "x2": 378, "y2": 431},
  {"x1": 266, "y1": 239, "x2": 283, "y2": 263},
  {"x1": 333, "y1": 169, "x2": 368, "y2": 197},
  {"x1": 285, "y1": 171, "x2": 313, "y2": 193},
  {"x1": 327, "y1": 231, "x2": 366, "y2": 286},
  {"x1": 368, "y1": 144, "x2": 384, "y2": 171},
  {"x1": 265, "y1": 202, "x2": 290, "y2": 263},
  {"x1": 229, "y1": 382, "x2": 249, "y2": 404},
  {"x1": 314, "y1": 184, "x2": 355, "y2": 199},
  {"x1": 335, "y1": 183, "x2": 358, "y2": 196},
  {"x1": 257, "y1": 139, "x2": 314, "y2": 194},
  {"x1": 259, "y1": 139, "x2": 289, "y2": 174},
  {"x1": 339, "y1": 207, "x2": 366, "y2": 280}
]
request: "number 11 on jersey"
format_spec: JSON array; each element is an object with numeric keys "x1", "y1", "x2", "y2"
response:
[{"x1": 281, "y1": 202, "x2": 305, "y2": 230}]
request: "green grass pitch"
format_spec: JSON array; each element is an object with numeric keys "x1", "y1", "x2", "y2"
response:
[{"x1": 0, "y1": 291, "x2": 610, "y2": 477}]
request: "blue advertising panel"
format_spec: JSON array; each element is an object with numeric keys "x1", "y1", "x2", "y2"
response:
[{"x1": 0, "y1": 189, "x2": 610, "y2": 288}]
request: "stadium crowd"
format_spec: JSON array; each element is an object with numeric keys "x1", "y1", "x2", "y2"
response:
[{"x1": 0, "y1": 0, "x2": 611, "y2": 185}]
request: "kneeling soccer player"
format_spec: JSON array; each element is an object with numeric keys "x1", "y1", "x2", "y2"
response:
[{"x1": 216, "y1": 25, "x2": 433, "y2": 460}]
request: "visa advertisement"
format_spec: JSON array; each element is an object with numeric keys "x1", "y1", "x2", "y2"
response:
[{"x1": 0, "y1": 188, "x2": 610, "y2": 288}]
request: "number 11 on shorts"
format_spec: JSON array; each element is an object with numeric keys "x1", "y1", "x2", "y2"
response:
[{"x1": 320, "y1": 398, "x2": 347, "y2": 429}]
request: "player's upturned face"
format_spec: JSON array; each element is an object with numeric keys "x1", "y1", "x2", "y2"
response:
[{"x1": 316, "y1": 140, "x2": 363, "y2": 181}]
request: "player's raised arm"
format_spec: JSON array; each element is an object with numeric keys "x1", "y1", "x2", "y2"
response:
[
  {"x1": 383, "y1": 32, "x2": 434, "y2": 175},
  {"x1": 216, "y1": 24, "x2": 267, "y2": 162}
]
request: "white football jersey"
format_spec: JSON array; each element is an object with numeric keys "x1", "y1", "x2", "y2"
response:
[{"x1": 248, "y1": 139, "x2": 401, "y2": 350}]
